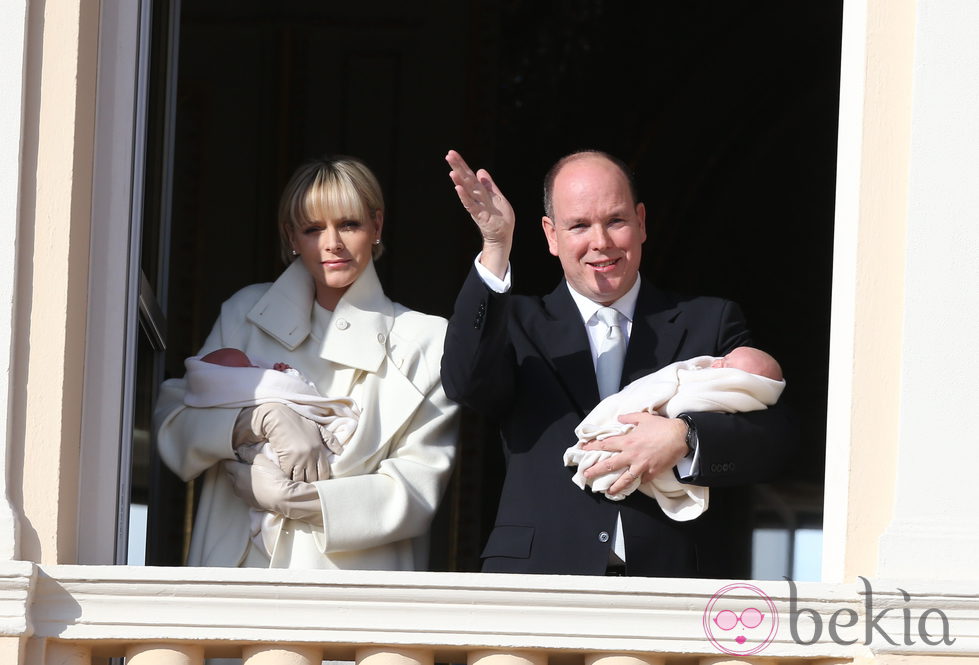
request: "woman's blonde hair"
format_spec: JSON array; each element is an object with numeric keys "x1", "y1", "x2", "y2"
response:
[{"x1": 277, "y1": 155, "x2": 385, "y2": 264}]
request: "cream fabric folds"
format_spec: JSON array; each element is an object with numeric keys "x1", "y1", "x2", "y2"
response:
[
  {"x1": 183, "y1": 358, "x2": 361, "y2": 555},
  {"x1": 563, "y1": 355, "x2": 786, "y2": 520},
  {"x1": 182, "y1": 356, "x2": 360, "y2": 443}
]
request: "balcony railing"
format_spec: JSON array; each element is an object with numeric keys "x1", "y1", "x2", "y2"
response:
[{"x1": 1, "y1": 561, "x2": 977, "y2": 664}]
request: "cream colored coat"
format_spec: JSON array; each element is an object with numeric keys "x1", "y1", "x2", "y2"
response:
[{"x1": 154, "y1": 259, "x2": 459, "y2": 570}]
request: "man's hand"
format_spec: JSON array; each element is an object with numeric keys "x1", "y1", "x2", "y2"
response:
[
  {"x1": 580, "y1": 412, "x2": 690, "y2": 495},
  {"x1": 232, "y1": 403, "x2": 330, "y2": 482},
  {"x1": 222, "y1": 455, "x2": 324, "y2": 526},
  {"x1": 446, "y1": 149, "x2": 515, "y2": 279}
]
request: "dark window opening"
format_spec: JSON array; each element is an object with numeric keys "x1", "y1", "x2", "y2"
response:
[{"x1": 132, "y1": 1, "x2": 842, "y2": 577}]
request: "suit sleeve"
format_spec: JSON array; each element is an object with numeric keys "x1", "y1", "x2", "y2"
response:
[
  {"x1": 440, "y1": 265, "x2": 518, "y2": 417},
  {"x1": 681, "y1": 300, "x2": 800, "y2": 487}
]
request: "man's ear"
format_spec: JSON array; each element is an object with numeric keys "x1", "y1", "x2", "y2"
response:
[
  {"x1": 541, "y1": 216, "x2": 559, "y2": 256},
  {"x1": 636, "y1": 202, "x2": 647, "y2": 243}
]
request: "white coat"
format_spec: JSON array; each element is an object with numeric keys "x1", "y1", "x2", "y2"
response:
[{"x1": 153, "y1": 259, "x2": 460, "y2": 570}]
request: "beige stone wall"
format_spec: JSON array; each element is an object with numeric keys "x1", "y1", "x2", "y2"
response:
[
  {"x1": 822, "y1": 0, "x2": 917, "y2": 584},
  {"x1": 8, "y1": 0, "x2": 99, "y2": 564}
]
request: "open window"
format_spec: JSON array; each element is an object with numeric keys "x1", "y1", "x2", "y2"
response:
[{"x1": 87, "y1": 1, "x2": 842, "y2": 577}]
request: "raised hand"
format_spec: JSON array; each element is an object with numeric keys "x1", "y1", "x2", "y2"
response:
[{"x1": 446, "y1": 149, "x2": 515, "y2": 279}]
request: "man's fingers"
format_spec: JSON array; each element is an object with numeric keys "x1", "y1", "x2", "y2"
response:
[
  {"x1": 476, "y1": 170, "x2": 497, "y2": 194},
  {"x1": 453, "y1": 184, "x2": 474, "y2": 208},
  {"x1": 606, "y1": 466, "x2": 643, "y2": 495},
  {"x1": 447, "y1": 153, "x2": 478, "y2": 187},
  {"x1": 617, "y1": 411, "x2": 647, "y2": 425},
  {"x1": 445, "y1": 149, "x2": 470, "y2": 171},
  {"x1": 583, "y1": 451, "x2": 625, "y2": 479},
  {"x1": 582, "y1": 436, "x2": 620, "y2": 452}
]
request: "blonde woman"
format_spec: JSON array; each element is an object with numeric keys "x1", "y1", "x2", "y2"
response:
[{"x1": 154, "y1": 155, "x2": 459, "y2": 570}]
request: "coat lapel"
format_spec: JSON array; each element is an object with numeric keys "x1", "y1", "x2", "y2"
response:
[
  {"x1": 622, "y1": 282, "x2": 684, "y2": 385},
  {"x1": 537, "y1": 281, "x2": 600, "y2": 415},
  {"x1": 245, "y1": 260, "x2": 316, "y2": 351},
  {"x1": 309, "y1": 261, "x2": 424, "y2": 462},
  {"x1": 246, "y1": 260, "x2": 423, "y2": 467},
  {"x1": 317, "y1": 260, "x2": 392, "y2": 373}
]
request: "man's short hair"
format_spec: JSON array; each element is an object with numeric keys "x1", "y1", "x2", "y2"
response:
[{"x1": 542, "y1": 150, "x2": 639, "y2": 219}]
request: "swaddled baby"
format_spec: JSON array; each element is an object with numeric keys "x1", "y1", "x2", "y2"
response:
[
  {"x1": 184, "y1": 347, "x2": 360, "y2": 555},
  {"x1": 564, "y1": 346, "x2": 785, "y2": 521}
]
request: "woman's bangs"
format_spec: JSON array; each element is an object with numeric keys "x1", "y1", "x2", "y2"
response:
[{"x1": 299, "y1": 175, "x2": 365, "y2": 226}]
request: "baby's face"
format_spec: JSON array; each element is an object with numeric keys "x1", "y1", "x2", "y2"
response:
[
  {"x1": 711, "y1": 347, "x2": 782, "y2": 380},
  {"x1": 710, "y1": 350, "x2": 753, "y2": 371}
]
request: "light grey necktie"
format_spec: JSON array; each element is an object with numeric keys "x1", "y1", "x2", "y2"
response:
[{"x1": 595, "y1": 306, "x2": 626, "y2": 399}]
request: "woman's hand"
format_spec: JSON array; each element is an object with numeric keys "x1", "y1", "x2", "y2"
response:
[
  {"x1": 232, "y1": 403, "x2": 331, "y2": 482},
  {"x1": 446, "y1": 149, "x2": 515, "y2": 279},
  {"x1": 223, "y1": 455, "x2": 324, "y2": 526}
]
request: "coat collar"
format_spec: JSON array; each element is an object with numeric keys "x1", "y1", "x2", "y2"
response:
[{"x1": 246, "y1": 259, "x2": 394, "y2": 373}]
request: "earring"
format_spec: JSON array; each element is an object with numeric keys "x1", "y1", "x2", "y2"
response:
[
  {"x1": 373, "y1": 239, "x2": 381, "y2": 246},
  {"x1": 291, "y1": 249, "x2": 298, "y2": 256}
]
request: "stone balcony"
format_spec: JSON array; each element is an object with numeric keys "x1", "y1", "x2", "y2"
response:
[{"x1": 1, "y1": 561, "x2": 976, "y2": 664}]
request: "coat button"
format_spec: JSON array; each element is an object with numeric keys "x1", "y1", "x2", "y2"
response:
[
  {"x1": 598, "y1": 531, "x2": 610, "y2": 543},
  {"x1": 377, "y1": 333, "x2": 386, "y2": 344},
  {"x1": 335, "y1": 318, "x2": 349, "y2": 330}
]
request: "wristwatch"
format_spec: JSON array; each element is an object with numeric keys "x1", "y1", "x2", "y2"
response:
[{"x1": 677, "y1": 414, "x2": 697, "y2": 454}]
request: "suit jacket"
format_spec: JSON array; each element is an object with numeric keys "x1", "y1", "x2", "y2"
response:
[
  {"x1": 154, "y1": 260, "x2": 459, "y2": 570},
  {"x1": 441, "y1": 266, "x2": 796, "y2": 577}
]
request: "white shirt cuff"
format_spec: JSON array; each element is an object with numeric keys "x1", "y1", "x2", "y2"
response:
[
  {"x1": 676, "y1": 443, "x2": 700, "y2": 480},
  {"x1": 473, "y1": 253, "x2": 512, "y2": 293}
]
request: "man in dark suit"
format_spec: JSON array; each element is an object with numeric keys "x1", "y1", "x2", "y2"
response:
[{"x1": 441, "y1": 149, "x2": 795, "y2": 577}]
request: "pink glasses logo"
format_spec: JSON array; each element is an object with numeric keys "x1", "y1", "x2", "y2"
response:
[{"x1": 702, "y1": 583, "x2": 779, "y2": 655}]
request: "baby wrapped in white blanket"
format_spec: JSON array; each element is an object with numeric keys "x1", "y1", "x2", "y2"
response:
[
  {"x1": 183, "y1": 348, "x2": 360, "y2": 555},
  {"x1": 563, "y1": 346, "x2": 785, "y2": 521}
]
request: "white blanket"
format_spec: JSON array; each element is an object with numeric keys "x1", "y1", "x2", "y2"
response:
[
  {"x1": 563, "y1": 355, "x2": 785, "y2": 521},
  {"x1": 183, "y1": 355, "x2": 361, "y2": 554}
]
